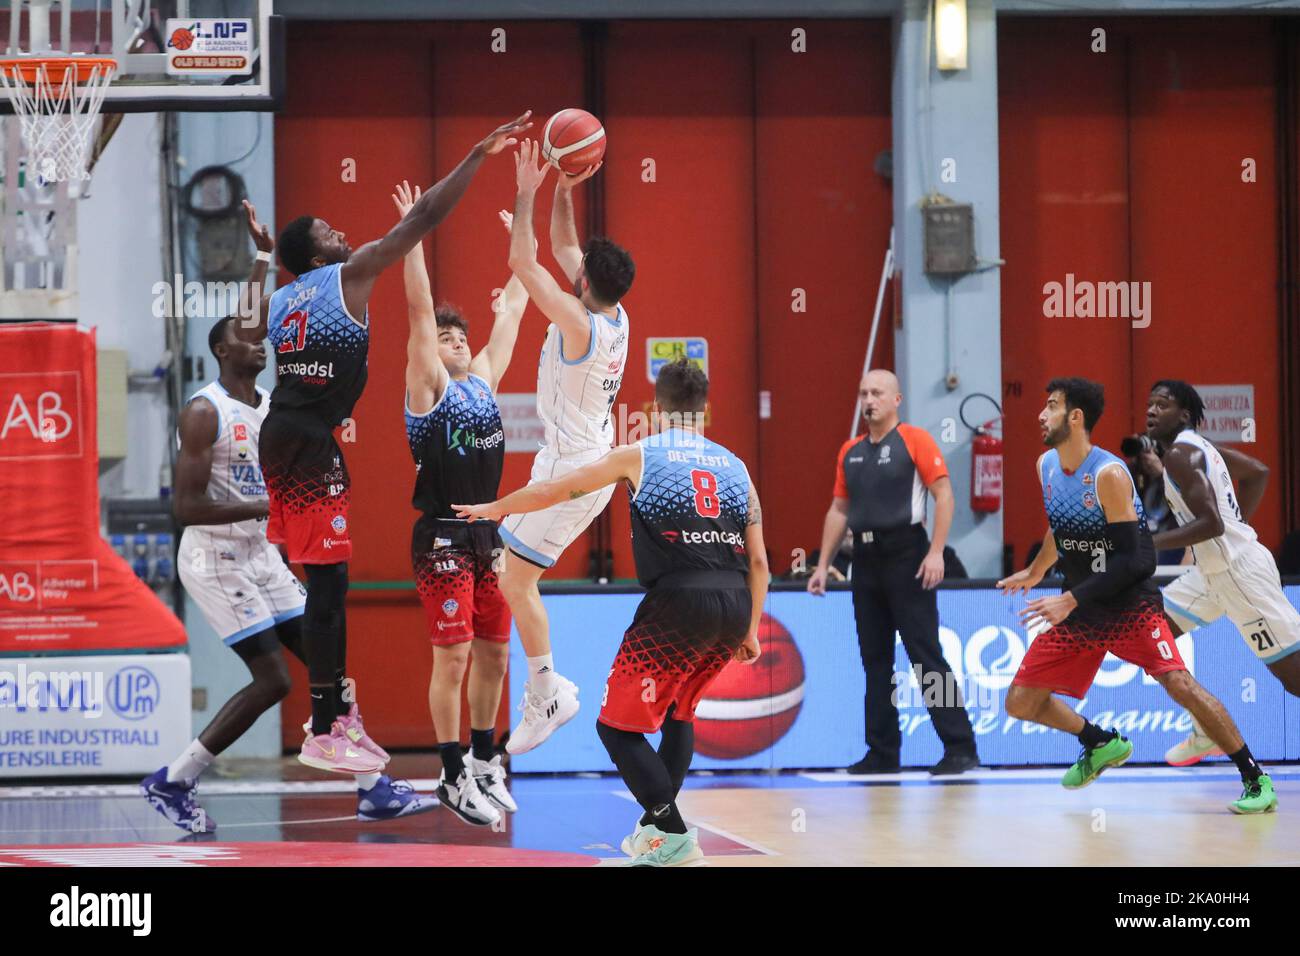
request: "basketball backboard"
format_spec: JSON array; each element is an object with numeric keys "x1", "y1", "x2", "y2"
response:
[{"x1": 1, "y1": 0, "x2": 282, "y2": 114}]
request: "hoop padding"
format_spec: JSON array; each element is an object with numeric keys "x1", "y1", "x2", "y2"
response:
[{"x1": 0, "y1": 56, "x2": 118, "y2": 182}]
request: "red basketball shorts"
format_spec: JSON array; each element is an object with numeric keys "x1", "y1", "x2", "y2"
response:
[
  {"x1": 598, "y1": 584, "x2": 752, "y2": 734},
  {"x1": 1012, "y1": 605, "x2": 1186, "y2": 700},
  {"x1": 260, "y1": 409, "x2": 352, "y2": 564},
  {"x1": 412, "y1": 517, "x2": 510, "y2": 648}
]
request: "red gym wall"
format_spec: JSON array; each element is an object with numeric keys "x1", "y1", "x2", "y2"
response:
[
  {"x1": 275, "y1": 20, "x2": 893, "y2": 748},
  {"x1": 999, "y1": 17, "x2": 1288, "y2": 567}
]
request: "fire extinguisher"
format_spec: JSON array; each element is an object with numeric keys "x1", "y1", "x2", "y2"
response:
[{"x1": 960, "y1": 394, "x2": 1003, "y2": 513}]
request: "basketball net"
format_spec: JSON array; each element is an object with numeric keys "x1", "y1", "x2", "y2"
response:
[{"x1": 0, "y1": 57, "x2": 116, "y2": 183}]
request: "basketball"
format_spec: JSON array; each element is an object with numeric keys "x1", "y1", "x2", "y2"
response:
[
  {"x1": 541, "y1": 108, "x2": 606, "y2": 174},
  {"x1": 169, "y1": 27, "x2": 195, "y2": 51},
  {"x1": 694, "y1": 613, "x2": 806, "y2": 760}
]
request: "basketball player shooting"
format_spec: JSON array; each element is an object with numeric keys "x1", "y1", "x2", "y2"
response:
[
  {"x1": 233, "y1": 112, "x2": 532, "y2": 776},
  {"x1": 496, "y1": 138, "x2": 636, "y2": 754}
]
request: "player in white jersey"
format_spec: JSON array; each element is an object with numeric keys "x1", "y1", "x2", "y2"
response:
[
  {"x1": 141, "y1": 230, "x2": 436, "y2": 833},
  {"x1": 1146, "y1": 380, "x2": 1300, "y2": 767},
  {"x1": 498, "y1": 139, "x2": 636, "y2": 753}
]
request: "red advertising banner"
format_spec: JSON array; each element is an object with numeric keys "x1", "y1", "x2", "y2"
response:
[{"x1": 0, "y1": 324, "x2": 186, "y2": 652}]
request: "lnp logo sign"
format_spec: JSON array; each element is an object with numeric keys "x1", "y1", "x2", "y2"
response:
[
  {"x1": 165, "y1": 19, "x2": 253, "y2": 76},
  {"x1": 0, "y1": 371, "x2": 82, "y2": 461},
  {"x1": 108, "y1": 667, "x2": 160, "y2": 721}
]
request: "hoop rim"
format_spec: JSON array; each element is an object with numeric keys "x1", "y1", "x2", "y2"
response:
[{"x1": 0, "y1": 55, "x2": 118, "y2": 85}]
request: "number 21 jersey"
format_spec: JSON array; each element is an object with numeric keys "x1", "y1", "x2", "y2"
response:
[{"x1": 267, "y1": 263, "x2": 369, "y2": 427}]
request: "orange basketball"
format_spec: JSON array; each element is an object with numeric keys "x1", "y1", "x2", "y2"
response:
[
  {"x1": 170, "y1": 27, "x2": 195, "y2": 51},
  {"x1": 541, "y1": 108, "x2": 607, "y2": 174}
]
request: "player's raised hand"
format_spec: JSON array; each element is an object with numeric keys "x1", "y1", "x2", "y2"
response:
[
  {"x1": 733, "y1": 632, "x2": 762, "y2": 665},
  {"x1": 514, "y1": 138, "x2": 551, "y2": 195},
  {"x1": 242, "y1": 199, "x2": 273, "y2": 253},
  {"x1": 391, "y1": 180, "x2": 421, "y2": 219},
  {"x1": 557, "y1": 161, "x2": 603, "y2": 190},
  {"x1": 499, "y1": 208, "x2": 537, "y2": 253},
  {"x1": 454, "y1": 501, "x2": 508, "y2": 523},
  {"x1": 996, "y1": 566, "x2": 1043, "y2": 596},
  {"x1": 479, "y1": 110, "x2": 533, "y2": 156}
]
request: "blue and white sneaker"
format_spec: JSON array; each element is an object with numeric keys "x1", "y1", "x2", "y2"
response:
[
  {"x1": 140, "y1": 766, "x2": 216, "y2": 834},
  {"x1": 626, "y1": 826, "x2": 704, "y2": 867},
  {"x1": 357, "y1": 776, "x2": 440, "y2": 822}
]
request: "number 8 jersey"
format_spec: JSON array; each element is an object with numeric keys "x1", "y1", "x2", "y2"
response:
[
  {"x1": 267, "y1": 263, "x2": 369, "y2": 427},
  {"x1": 629, "y1": 428, "x2": 751, "y2": 588}
]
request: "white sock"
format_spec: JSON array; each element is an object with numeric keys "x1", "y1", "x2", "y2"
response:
[
  {"x1": 527, "y1": 654, "x2": 558, "y2": 697},
  {"x1": 354, "y1": 772, "x2": 382, "y2": 791},
  {"x1": 167, "y1": 740, "x2": 215, "y2": 784}
]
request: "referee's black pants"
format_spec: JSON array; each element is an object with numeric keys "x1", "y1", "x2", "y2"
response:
[{"x1": 850, "y1": 525, "x2": 976, "y2": 764}]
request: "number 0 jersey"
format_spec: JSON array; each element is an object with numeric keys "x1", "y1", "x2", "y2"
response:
[
  {"x1": 1039, "y1": 446, "x2": 1161, "y2": 630},
  {"x1": 1162, "y1": 429, "x2": 1258, "y2": 575},
  {"x1": 267, "y1": 263, "x2": 369, "y2": 427},
  {"x1": 629, "y1": 429, "x2": 751, "y2": 589}
]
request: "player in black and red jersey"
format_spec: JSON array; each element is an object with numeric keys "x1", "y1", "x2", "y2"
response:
[
  {"x1": 392, "y1": 182, "x2": 530, "y2": 826},
  {"x1": 234, "y1": 112, "x2": 532, "y2": 775}
]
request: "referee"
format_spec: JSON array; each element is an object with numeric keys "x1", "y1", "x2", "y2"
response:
[{"x1": 808, "y1": 370, "x2": 979, "y2": 776}]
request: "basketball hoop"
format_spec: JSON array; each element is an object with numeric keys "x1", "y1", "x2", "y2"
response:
[{"x1": 0, "y1": 55, "x2": 117, "y2": 183}]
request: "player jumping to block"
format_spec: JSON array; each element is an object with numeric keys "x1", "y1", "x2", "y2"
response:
[
  {"x1": 394, "y1": 181, "x2": 531, "y2": 826},
  {"x1": 458, "y1": 359, "x2": 768, "y2": 866},
  {"x1": 142, "y1": 217, "x2": 436, "y2": 830},
  {"x1": 997, "y1": 378, "x2": 1275, "y2": 814},
  {"x1": 496, "y1": 139, "x2": 635, "y2": 753},
  {"x1": 1144, "y1": 380, "x2": 1300, "y2": 767},
  {"x1": 236, "y1": 113, "x2": 531, "y2": 775}
]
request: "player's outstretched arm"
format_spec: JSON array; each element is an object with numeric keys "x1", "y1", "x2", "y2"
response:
[
  {"x1": 510, "y1": 139, "x2": 592, "y2": 358},
  {"x1": 736, "y1": 485, "x2": 769, "y2": 664},
  {"x1": 550, "y1": 162, "x2": 601, "y2": 284},
  {"x1": 1152, "y1": 445, "x2": 1226, "y2": 550},
  {"x1": 233, "y1": 199, "x2": 274, "y2": 343},
  {"x1": 341, "y1": 112, "x2": 533, "y2": 310},
  {"x1": 1213, "y1": 442, "x2": 1269, "y2": 523},
  {"x1": 470, "y1": 209, "x2": 531, "y2": 392},
  {"x1": 173, "y1": 399, "x2": 270, "y2": 528},
  {"x1": 455, "y1": 445, "x2": 641, "y2": 524},
  {"x1": 391, "y1": 182, "x2": 449, "y2": 413}
]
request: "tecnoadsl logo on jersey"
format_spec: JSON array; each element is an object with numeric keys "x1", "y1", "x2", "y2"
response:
[{"x1": 49, "y1": 886, "x2": 151, "y2": 936}]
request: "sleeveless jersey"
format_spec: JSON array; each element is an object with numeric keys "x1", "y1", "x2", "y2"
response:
[
  {"x1": 629, "y1": 429, "x2": 750, "y2": 589},
  {"x1": 1039, "y1": 446, "x2": 1160, "y2": 625},
  {"x1": 183, "y1": 381, "x2": 272, "y2": 546},
  {"x1": 1162, "y1": 428, "x2": 1258, "y2": 574},
  {"x1": 405, "y1": 374, "x2": 505, "y2": 519},
  {"x1": 267, "y1": 262, "x2": 369, "y2": 427},
  {"x1": 536, "y1": 303, "x2": 628, "y2": 457}
]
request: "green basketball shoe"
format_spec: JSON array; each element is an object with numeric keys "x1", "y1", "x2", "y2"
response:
[
  {"x1": 1230, "y1": 774, "x2": 1278, "y2": 815},
  {"x1": 1061, "y1": 734, "x2": 1133, "y2": 789}
]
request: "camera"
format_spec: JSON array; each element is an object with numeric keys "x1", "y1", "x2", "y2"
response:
[{"x1": 1120, "y1": 434, "x2": 1155, "y2": 458}]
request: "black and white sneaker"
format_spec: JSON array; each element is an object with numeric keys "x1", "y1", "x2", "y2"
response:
[
  {"x1": 437, "y1": 767, "x2": 501, "y2": 827},
  {"x1": 469, "y1": 753, "x2": 518, "y2": 813}
]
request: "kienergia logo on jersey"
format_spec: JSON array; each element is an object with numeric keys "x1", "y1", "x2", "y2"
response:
[
  {"x1": 442, "y1": 599, "x2": 459, "y2": 618},
  {"x1": 331, "y1": 515, "x2": 347, "y2": 534}
]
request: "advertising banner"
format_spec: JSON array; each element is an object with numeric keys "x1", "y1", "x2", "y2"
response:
[
  {"x1": 0, "y1": 653, "x2": 192, "y2": 777},
  {"x1": 0, "y1": 325, "x2": 186, "y2": 653},
  {"x1": 510, "y1": 586, "x2": 1298, "y2": 772}
]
